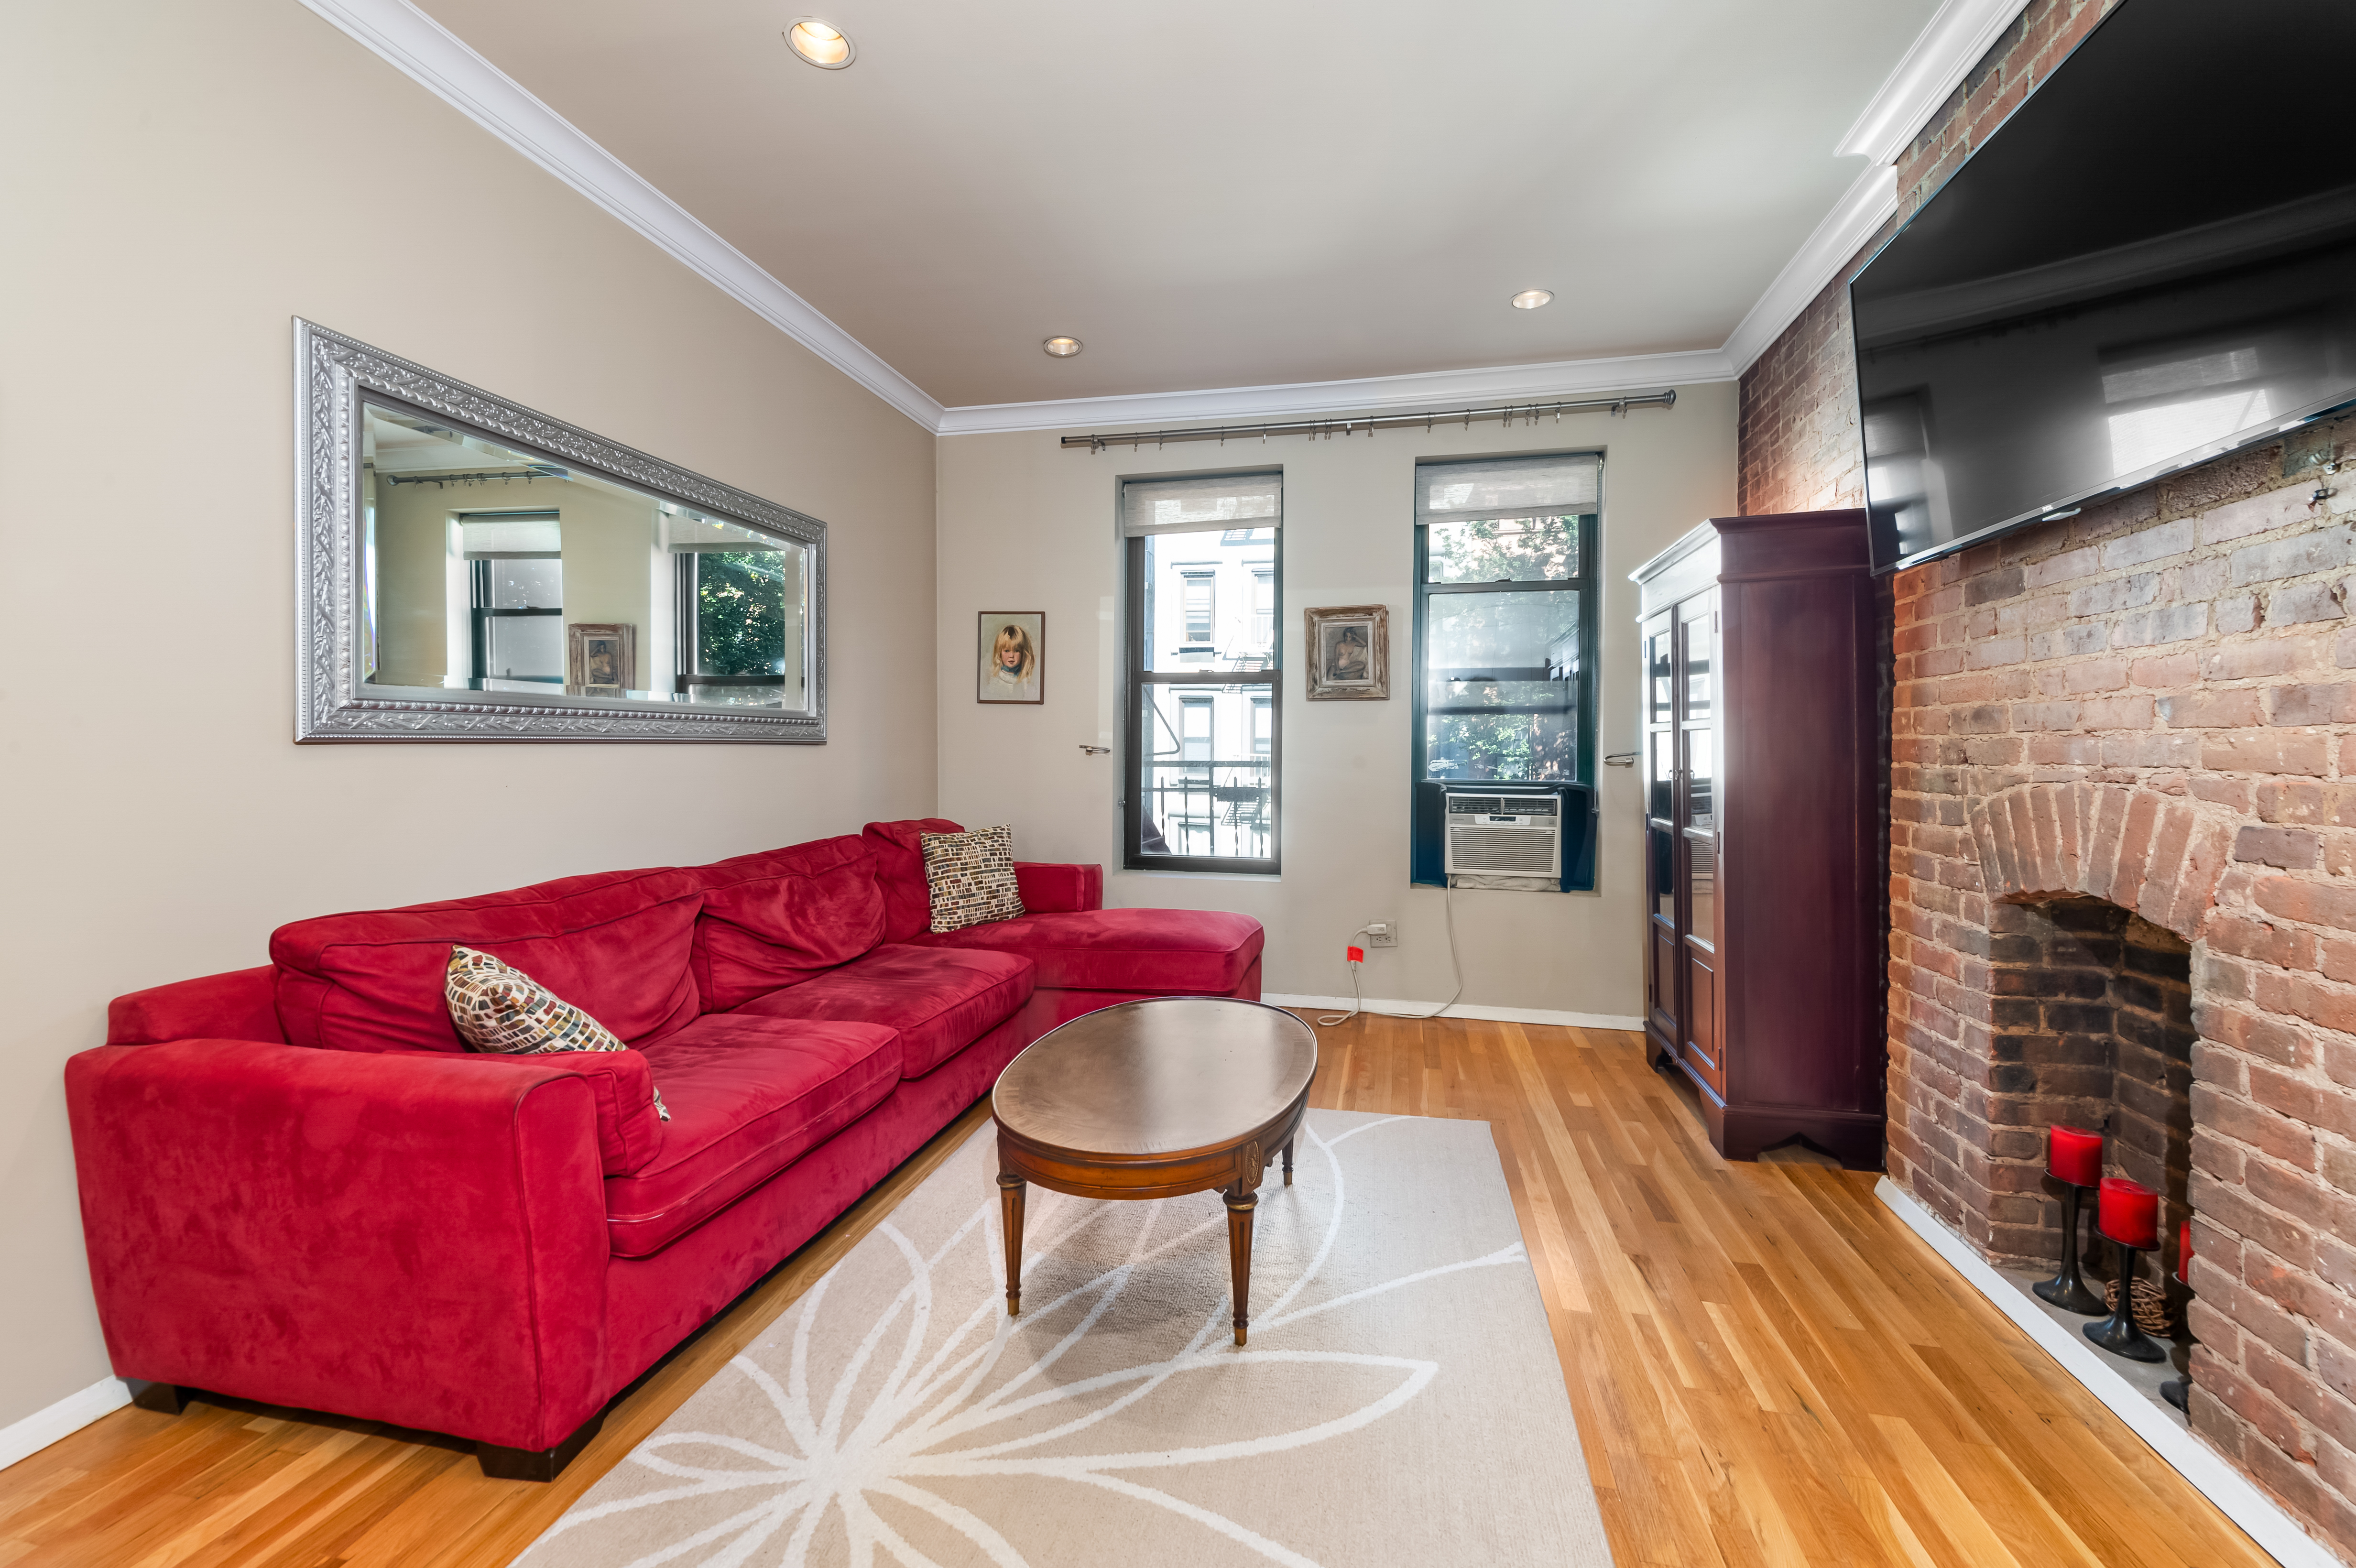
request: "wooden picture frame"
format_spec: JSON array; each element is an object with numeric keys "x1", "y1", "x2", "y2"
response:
[
  {"x1": 1305, "y1": 605, "x2": 1388, "y2": 699},
  {"x1": 977, "y1": 612, "x2": 1045, "y2": 704},
  {"x1": 567, "y1": 623, "x2": 636, "y2": 697}
]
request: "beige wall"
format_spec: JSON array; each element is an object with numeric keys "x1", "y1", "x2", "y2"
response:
[
  {"x1": 372, "y1": 458, "x2": 681, "y2": 691},
  {"x1": 935, "y1": 386, "x2": 1737, "y2": 1020},
  {"x1": 555, "y1": 481, "x2": 664, "y2": 655},
  {"x1": 370, "y1": 476, "x2": 457, "y2": 687},
  {"x1": 0, "y1": 0, "x2": 936, "y2": 1428}
]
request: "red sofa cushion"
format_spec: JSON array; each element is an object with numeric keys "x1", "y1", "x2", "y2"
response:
[
  {"x1": 610, "y1": 1016, "x2": 901, "y2": 1258},
  {"x1": 1014, "y1": 861, "x2": 1103, "y2": 914},
  {"x1": 692, "y1": 836, "x2": 887, "y2": 1011},
  {"x1": 862, "y1": 818, "x2": 965, "y2": 942},
  {"x1": 730, "y1": 944, "x2": 1033, "y2": 1078},
  {"x1": 907, "y1": 908, "x2": 1264, "y2": 994},
  {"x1": 270, "y1": 867, "x2": 705, "y2": 1055}
]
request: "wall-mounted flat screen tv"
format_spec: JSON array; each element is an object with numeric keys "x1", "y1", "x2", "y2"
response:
[{"x1": 1852, "y1": 0, "x2": 2356, "y2": 572}]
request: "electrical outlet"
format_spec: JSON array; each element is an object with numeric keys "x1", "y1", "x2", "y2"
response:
[{"x1": 1364, "y1": 921, "x2": 1397, "y2": 947}]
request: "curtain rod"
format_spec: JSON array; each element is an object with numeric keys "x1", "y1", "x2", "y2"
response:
[
  {"x1": 1059, "y1": 388, "x2": 1677, "y2": 451},
  {"x1": 379, "y1": 464, "x2": 568, "y2": 487}
]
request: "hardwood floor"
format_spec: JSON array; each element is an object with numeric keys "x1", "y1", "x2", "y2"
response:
[{"x1": 0, "y1": 1017, "x2": 2270, "y2": 1567}]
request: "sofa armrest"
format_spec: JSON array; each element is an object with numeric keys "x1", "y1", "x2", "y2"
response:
[
  {"x1": 65, "y1": 1039, "x2": 611, "y2": 1452},
  {"x1": 1015, "y1": 861, "x2": 1104, "y2": 913},
  {"x1": 108, "y1": 965, "x2": 284, "y2": 1045}
]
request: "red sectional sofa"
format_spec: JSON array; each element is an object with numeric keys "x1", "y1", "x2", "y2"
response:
[{"x1": 65, "y1": 819, "x2": 1262, "y2": 1479}]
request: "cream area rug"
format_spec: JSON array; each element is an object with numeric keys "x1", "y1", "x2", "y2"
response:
[{"x1": 521, "y1": 1110, "x2": 1614, "y2": 1568}]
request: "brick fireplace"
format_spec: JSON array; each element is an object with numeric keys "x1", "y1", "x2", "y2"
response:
[
  {"x1": 1881, "y1": 439, "x2": 2356, "y2": 1548},
  {"x1": 1732, "y1": 3, "x2": 2356, "y2": 1553},
  {"x1": 1985, "y1": 897, "x2": 2194, "y2": 1271}
]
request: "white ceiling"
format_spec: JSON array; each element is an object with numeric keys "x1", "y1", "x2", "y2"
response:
[{"x1": 412, "y1": 0, "x2": 1942, "y2": 411}]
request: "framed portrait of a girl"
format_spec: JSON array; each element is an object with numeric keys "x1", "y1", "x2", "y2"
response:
[{"x1": 977, "y1": 612, "x2": 1044, "y2": 704}]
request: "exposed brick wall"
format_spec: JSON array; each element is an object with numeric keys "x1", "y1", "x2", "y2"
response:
[
  {"x1": 1889, "y1": 422, "x2": 2356, "y2": 1557},
  {"x1": 1736, "y1": 0, "x2": 2356, "y2": 1554},
  {"x1": 1735, "y1": 0, "x2": 2116, "y2": 516}
]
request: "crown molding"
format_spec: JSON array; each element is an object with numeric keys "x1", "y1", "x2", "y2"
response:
[
  {"x1": 294, "y1": 0, "x2": 945, "y2": 432},
  {"x1": 302, "y1": 0, "x2": 1993, "y2": 436},
  {"x1": 933, "y1": 348, "x2": 1737, "y2": 436},
  {"x1": 1721, "y1": 161, "x2": 1899, "y2": 375},
  {"x1": 1835, "y1": 0, "x2": 2033, "y2": 165}
]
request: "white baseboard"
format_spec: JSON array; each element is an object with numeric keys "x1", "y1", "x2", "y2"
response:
[
  {"x1": 1263, "y1": 993, "x2": 1643, "y2": 1031},
  {"x1": 1874, "y1": 1178, "x2": 2338, "y2": 1568},
  {"x1": 0, "y1": 1376, "x2": 131, "y2": 1472}
]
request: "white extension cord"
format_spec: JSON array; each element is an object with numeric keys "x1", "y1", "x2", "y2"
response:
[{"x1": 1313, "y1": 885, "x2": 1465, "y2": 1027}]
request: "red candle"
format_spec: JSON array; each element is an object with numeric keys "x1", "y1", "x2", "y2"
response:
[
  {"x1": 2178, "y1": 1219, "x2": 2193, "y2": 1284},
  {"x1": 2098, "y1": 1177, "x2": 2160, "y2": 1249},
  {"x1": 2048, "y1": 1124, "x2": 2103, "y2": 1187}
]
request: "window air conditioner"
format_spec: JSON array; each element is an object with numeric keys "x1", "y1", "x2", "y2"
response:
[{"x1": 1442, "y1": 791, "x2": 1562, "y2": 879}]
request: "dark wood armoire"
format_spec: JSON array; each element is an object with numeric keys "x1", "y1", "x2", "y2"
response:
[{"x1": 1632, "y1": 509, "x2": 1886, "y2": 1169}]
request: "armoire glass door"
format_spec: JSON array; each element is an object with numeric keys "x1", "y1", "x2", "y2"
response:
[
  {"x1": 1642, "y1": 611, "x2": 1679, "y2": 1053},
  {"x1": 1678, "y1": 589, "x2": 1723, "y2": 1096}
]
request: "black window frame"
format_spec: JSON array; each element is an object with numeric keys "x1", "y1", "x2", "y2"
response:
[
  {"x1": 1409, "y1": 504, "x2": 1600, "y2": 891},
  {"x1": 673, "y1": 550, "x2": 792, "y2": 697},
  {"x1": 1123, "y1": 511, "x2": 1281, "y2": 876},
  {"x1": 469, "y1": 554, "x2": 564, "y2": 687}
]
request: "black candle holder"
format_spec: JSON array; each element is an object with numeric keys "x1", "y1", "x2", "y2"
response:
[
  {"x1": 2162, "y1": 1243, "x2": 2193, "y2": 1411},
  {"x1": 2084, "y1": 1238, "x2": 2168, "y2": 1362},
  {"x1": 2034, "y1": 1181, "x2": 2106, "y2": 1315}
]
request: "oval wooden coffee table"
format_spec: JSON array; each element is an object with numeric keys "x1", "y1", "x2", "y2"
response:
[{"x1": 992, "y1": 996, "x2": 1318, "y2": 1345}]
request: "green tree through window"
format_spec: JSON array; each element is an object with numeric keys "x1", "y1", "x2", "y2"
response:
[{"x1": 697, "y1": 550, "x2": 788, "y2": 676}]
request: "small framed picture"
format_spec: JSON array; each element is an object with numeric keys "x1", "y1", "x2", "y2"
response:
[
  {"x1": 977, "y1": 612, "x2": 1045, "y2": 704},
  {"x1": 1305, "y1": 605, "x2": 1389, "y2": 700},
  {"x1": 567, "y1": 623, "x2": 636, "y2": 697}
]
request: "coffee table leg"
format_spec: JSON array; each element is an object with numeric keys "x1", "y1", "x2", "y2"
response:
[
  {"x1": 997, "y1": 1172, "x2": 1026, "y2": 1316},
  {"x1": 1282, "y1": 1139, "x2": 1294, "y2": 1186},
  {"x1": 1224, "y1": 1187, "x2": 1257, "y2": 1345}
]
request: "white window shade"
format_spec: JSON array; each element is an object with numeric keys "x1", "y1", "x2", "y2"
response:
[
  {"x1": 1414, "y1": 453, "x2": 1600, "y2": 524},
  {"x1": 1122, "y1": 472, "x2": 1282, "y2": 537},
  {"x1": 458, "y1": 513, "x2": 561, "y2": 557}
]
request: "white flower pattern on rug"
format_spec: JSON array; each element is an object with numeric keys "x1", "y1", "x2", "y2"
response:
[{"x1": 534, "y1": 1116, "x2": 1531, "y2": 1568}]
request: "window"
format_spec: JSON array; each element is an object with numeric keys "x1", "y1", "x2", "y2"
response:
[
  {"x1": 1123, "y1": 471, "x2": 1281, "y2": 872},
  {"x1": 1181, "y1": 571, "x2": 1215, "y2": 645},
  {"x1": 1410, "y1": 453, "x2": 1600, "y2": 889},
  {"x1": 462, "y1": 512, "x2": 564, "y2": 691},
  {"x1": 1179, "y1": 696, "x2": 1214, "y2": 763},
  {"x1": 671, "y1": 514, "x2": 808, "y2": 708}
]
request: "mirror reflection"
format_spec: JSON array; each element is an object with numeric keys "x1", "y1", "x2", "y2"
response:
[{"x1": 360, "y1": 402, "x2": 810, "y2": 709}]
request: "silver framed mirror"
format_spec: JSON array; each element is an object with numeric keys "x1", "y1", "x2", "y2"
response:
[{"x1": 295, "y1": 319, "x2": 825, "y2": 742}]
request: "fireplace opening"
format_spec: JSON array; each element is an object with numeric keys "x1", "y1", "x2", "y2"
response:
[{"x1": 1988, "y1": 895, "x2": 2194, "y2": 1285}]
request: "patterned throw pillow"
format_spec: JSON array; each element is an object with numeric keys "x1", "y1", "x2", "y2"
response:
[
  {"x1": 920, "y1": 825, "x2": 1025, "y2": 934},
  {"x1": 446, "y1": 946, "x2": 670, "y2": 1121}
]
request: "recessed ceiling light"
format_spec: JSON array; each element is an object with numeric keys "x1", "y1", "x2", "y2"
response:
[
  {"x1": 1043, "y1": 336, "x2": 1083, "y2": 358},
  {"x1": 784, "y1": 17, "x2": 854, "y2": 68},
  {"x1": 1511, "y1": 289, "x2": 1554, "y2": 310}
]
